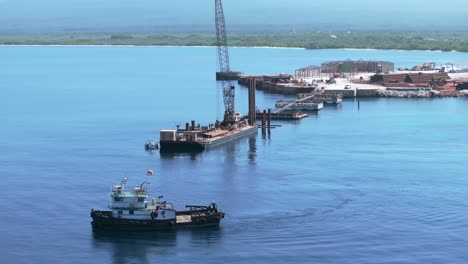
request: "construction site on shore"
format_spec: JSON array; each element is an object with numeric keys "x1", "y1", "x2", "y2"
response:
[
  {"x1": 238, "y1": 61, "x2": 468, "y2": 99},
  {"x1": 230, "y1": 61, "x2": 468, "y2": 123}
]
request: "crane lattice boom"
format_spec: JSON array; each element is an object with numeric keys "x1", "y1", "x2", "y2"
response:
[{"x1": 215, "y1": 0, "x2": 235, "y2": 123}]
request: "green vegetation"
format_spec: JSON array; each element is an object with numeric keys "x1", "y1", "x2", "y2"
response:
[{"x1": 2, "y1": 31, "x2": 468, "y2": 52}]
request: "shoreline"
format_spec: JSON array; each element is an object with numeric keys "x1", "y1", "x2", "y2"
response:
[
  {"x1": 2, "y1": 30, "x2": 468, "y2": 53},
  {"x1": 0, "y1": 44, "x2": 304, "y2": 49}
]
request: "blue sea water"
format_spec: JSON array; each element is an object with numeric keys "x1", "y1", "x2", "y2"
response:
[{"x1": 1, "y1": 46, "x2": 468, "y2": 264}]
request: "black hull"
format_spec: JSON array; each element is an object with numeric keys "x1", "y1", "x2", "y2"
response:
[
  {"x1": 90, "y1": 210, "x2": 224, "y2": 232},
  {"x1": 159, "y1": 140, "x2": 205, "y2": 153}
]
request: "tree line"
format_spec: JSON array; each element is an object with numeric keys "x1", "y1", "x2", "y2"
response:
[{"x1": 2, "y1": 31, "x2": 468, "y2": 52}]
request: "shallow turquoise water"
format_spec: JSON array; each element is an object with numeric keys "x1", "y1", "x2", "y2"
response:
[{"x1": 1, "y1": 46, "x2": 468, "y2": 263}]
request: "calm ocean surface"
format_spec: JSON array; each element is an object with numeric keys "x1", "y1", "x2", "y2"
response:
[{"x1": 1, "y1": 46, "x2": 468, "y2": 263}]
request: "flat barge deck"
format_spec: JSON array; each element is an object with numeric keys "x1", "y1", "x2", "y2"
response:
[{"x1": 160, "y1": 121, "x2": 257, "y2": 153}]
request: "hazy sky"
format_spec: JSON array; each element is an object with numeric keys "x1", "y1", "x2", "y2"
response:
[{"x1": 1, "y1": 0, "x2": 467, "y2": 32}]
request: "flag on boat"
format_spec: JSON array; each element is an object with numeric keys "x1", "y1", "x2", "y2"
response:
[{"x1": 147, "y1": 169, "x2": 153, "y2": 176}]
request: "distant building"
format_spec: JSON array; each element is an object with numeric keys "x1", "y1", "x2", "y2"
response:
[{"x1": 321, "y1": 60, "x2": 394, "y2": 74}]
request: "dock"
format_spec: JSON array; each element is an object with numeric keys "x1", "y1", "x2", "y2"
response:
[
  {"x1": 275, "y1": 100, "x2": 323, "y2": 111},
  {"x1": 273, "y1": 95, "x2": 318, "y2": 113},
  {"x1": 296, "y1": 92, "x2": 343, "y2": 104},
  {"x1": 255, "y1": 111, "x2": 308, "y2": 120},
  {"x1": 256, "y1": 98, "x2": 310, "y2": 122}
]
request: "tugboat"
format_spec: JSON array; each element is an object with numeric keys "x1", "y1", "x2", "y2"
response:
[{"x1": 90, "y1": 177, "x2": 225, "y2": 231}]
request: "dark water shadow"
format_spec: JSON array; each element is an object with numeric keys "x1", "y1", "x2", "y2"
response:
[
  {"x1": 179, "y1": 226, "x2": 224, "y2": 248},
  {"x1": 248, "y1": 135, "x2": 257, "y2": 164},
  {"x1": 326, "y1": 102, "x2": 343, "y2": 111},
  {"x1": 92, "y1": 230, "x2": 177, "y2": 264},
  {"x1": 159, "y1": 151, "x2": 203, "y2": 161},
  {"x1": 92, "y1": 226, "x2": 223, "y2": 263},
  {"x1": 158, "y1": 134, "x2": 258, "y2": 162}
]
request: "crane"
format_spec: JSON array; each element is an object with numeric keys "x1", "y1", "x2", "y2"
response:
[{"x1": 215, "y1": 0, "x2": 236, "y2": 124}]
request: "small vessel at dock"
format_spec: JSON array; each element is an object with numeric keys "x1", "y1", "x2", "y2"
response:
[
  {"x1": 144, "y1": 140, "x2": 159, "y2": 151},
  {"x1": 90, "y1": 177, "x2": 225, "y2": 231}
]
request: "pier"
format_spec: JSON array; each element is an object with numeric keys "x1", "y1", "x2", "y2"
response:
[
  {"x1": 256, "y1": 111, "x2": 308, "y2": 121},
  {"x1": 256, "y1": 108, "x2": 307, "y2": 126},
  {"x1": 257, "y1": 94, "x2": 312, "y2": 122}
]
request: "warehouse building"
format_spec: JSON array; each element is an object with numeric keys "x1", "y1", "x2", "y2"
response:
[{"x1": 321, "y1": 60, "x2": 394, "y2": 74}]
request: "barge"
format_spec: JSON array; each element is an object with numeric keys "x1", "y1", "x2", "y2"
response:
[
  {"x1": 159, "y1": 114, "x2": 257, "y2": 153},
  {"x1": 90, "y1": 177, "x2": 224, "y2": 231}
]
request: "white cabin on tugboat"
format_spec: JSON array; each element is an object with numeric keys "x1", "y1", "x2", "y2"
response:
[{"x1": 109, "y1": 177, "x2": 175, "y2": 221}]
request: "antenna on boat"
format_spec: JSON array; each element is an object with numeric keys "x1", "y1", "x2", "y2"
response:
[
  {"x1": 140, "y1": 181, "x2": 149, "y2": 191},
  {"x1": 121, "y1": 177, "x2": 128, "y2": 186}
]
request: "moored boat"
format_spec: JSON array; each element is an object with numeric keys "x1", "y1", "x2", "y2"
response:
[
  {"x1": 144, "y1": 140, "x2": 159, "y2": 151},
  {"x1": 159, "y1": 114, "x2": 257, "y2": 153},
  {"x1": 90, "y1": 177, "x2": 224, "y2": 231}
]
